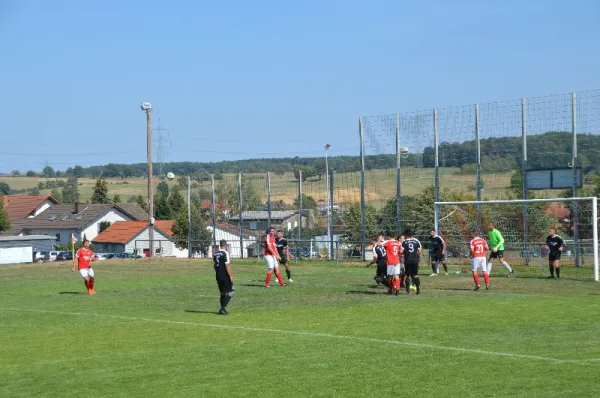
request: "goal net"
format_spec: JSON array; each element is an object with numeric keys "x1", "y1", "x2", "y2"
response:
[{"x1": 434, "y1": 197, "x2": 599, "y2": 281}]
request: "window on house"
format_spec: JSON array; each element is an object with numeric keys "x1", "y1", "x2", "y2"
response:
[
  {"x1": 287, "y1": 222, "x2": 292, "y2": 231},
  {"x1": 294, "y1": 221, "x2": 298, "y2": 228},
  {"x1": 55, "y1": 233, "x2": 60, "y2": 242},
  {"x1": 250, "y1": 222, "x2": 257, "y2": 230}
]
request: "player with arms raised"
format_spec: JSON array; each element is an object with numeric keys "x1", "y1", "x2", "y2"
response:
[
  {"x1": 383, "y1": 235, "x2": 402, "y2": 295},
  {"x1": 546, "y1": 228, "x2": 565, "y2": 279},
  {"x1": 470, "y1": 232, "x2": 490, "y2": 290},
  {"x1": 487, "y1": 222, "x2": 514, "y2": 277},
  {"x1": 401, "y1": 229, "x2": 422, "y2": 295},
  {"x1": 264, "y1": 227, "x2": 285, "y2": 287},
  {"x1": 71, "y1": 240, "x2": 97, "y2": 295}
]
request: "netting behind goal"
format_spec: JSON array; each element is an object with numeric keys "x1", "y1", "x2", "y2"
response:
[{"x1": 435, "y1": 198, "x2": 599, "y2": 281}]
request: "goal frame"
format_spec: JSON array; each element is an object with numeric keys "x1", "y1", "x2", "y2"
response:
[{"x1": 434, "y1": 197, "x2": 599, "y2": 282}]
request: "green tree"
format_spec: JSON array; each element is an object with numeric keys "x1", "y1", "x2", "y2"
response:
[
  {"x1": 157, "y1": 181, "x2": 170, "y2": 199},
  {"x1": 26, "y1": 170, "x2": 36, "y2": 177},
  {"x1": 0, "y1": 200, "x2": 11, "y2": 232},
  {"x1": 99, "y1": 221, "x2": 112, "y2": 233},
  {"x1": 215, "y1": 174, "x2": 262, "y2": 214},
  {"x1": 172, "y1": 204, "x2": 212, "y2": 255},
  {"x1": 43, "y1": 165, "x2": 55, "y2": 178},
  {"x1": 154, "y1": 193, "x2": 173, "y2": 220},
  {"x1": 293, "y1": 194, "x2": 317, "y2": 211},
  {"x1": 112, "y1": 194, "x2": 121, "y2": 203},
  {"x1": 136, "y1": 195, "x2": 149, "y2": 212},
  {"x1": 0, "y1": 182, "x2": 11, "y2": 195},
  {"x1": 11, "y1": 170, "x2": 20, "y2": 176},
  {"x1": 50, "y1": 188, "x2": 63, "y2": 203},
  {"x1": 37, "y1": 182, "x2": 44, "y2": 190},
  {"x1": 91, "y1": 178, "x2": 110, "y2": 203},
  {"x1": 62, "y1": 178, "x2": 80, "y2": 204},
  {"x1": 168, "y1": 188, "x2": 186, "y2": 215},
  {"x1": 341, "y1": 202, "x2": 379, "y2": 244},
  {"x1": 29, "y1": 187, "x2": 41, "y2": 195},
  {"x1": 293, "y1": 166, "x2": 313, "y2": 182}
]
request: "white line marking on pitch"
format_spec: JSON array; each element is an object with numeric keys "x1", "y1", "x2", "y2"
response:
[{"x1": 2, "y1": 307, "x2": 598, "y2": 365}]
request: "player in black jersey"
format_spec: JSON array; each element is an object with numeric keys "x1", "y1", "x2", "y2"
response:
[
  {"x1": 367, "y1": 236, "x2": 387, "y2": 285},
  {"x1": 429, "y1": 229, "x2": 448, "y2": 276},
  {"x1": 213, "y1": 240, "x2": 235, "y2": 315},
  {"x1": 401, "y1": 229, "x2": 422, "y2": 295},
  {"x1": 275, "y1": 230, "x2": 293, "y2": 283},
  {"x1": 546, "y1": 228, "x2": 565, "y2": 279}
]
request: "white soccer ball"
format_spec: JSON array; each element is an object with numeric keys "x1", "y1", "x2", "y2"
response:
[{"x1": 166, "y1": 172, "x2": 175, "y2": 180}]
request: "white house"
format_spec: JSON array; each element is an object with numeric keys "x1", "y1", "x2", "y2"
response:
[
  {"x1": 207, "y1": 222, "x2": 261, "y2": 258},
  {"x1": 92, "y1": 220, "x2": 188, "y2": 258},
  {"x1": 9, "y1": 202, "x2": 149, "y2": 244}
]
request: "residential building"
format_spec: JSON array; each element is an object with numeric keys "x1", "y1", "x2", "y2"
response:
[
  {"x1": 207, "y1": 221, "x2": 262, "y2": 258},
  {"x1": 6, "y1": 202, "x2": 148, "y2": 243},
  {"x1": 92, "y1": 220, "x2": 187, "y2": 258},
  {"x1": 228, "y1": 210, "x2": 309, "y2": 232},
  {"x1": 1, "y1": 195, "x2": 60, "y2": 222}
]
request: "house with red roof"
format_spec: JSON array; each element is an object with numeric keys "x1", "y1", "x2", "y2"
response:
[
  {"x1": 1, "y1": 195, "x2": 60, "y2": 222},
  {"x1": 92, "y1": 220, "x2": 188, "y2": 258}
]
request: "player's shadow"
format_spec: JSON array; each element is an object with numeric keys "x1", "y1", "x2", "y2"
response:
[
  {"x1": 239, "y1": 283, "x2": 267, "y2": 287},
  {"x1": 345, "y1": 290, "x2": 380, "y2": 295},
  {"x1": 59, "y1": 291, "x2": 81, "y2": 295},
  {"x1": 439, "y1": 287, "x2": 473, "y2": 291},
  {"x1": 185, "y1": 309, "x2": 221, "y2": 315}
]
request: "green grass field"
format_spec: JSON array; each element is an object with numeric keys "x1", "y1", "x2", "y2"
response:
[{"x1": 1, "y1": 259, "x2": 600, "y2": 397}]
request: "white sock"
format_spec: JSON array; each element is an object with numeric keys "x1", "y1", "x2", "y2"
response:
[
  {"x1": 487, "y1": 262, "x2": 493, "y2": 274},
  {"x1": 502, "y1": 261, "x2": 513, "y2": 273}
]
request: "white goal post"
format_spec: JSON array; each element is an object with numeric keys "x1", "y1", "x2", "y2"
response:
[{"x1": 434, "y1": 197, "x2": 598, "y2": 282}]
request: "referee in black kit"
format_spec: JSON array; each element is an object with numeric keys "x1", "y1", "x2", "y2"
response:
[{"x1": 214, "y1": 239, "x2": 235, "y2": 315}]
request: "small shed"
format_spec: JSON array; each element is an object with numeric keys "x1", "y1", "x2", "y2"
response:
[{"x1": 0, "y1": 235, "x2": 57, "y2": 265}]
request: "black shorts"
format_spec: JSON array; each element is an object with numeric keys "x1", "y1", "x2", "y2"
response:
[
  {"x1": 549, "y1": 252, "x2": 562, "y2": 261},
  {"x1": 489, "y1": 250, "x2": 504, "y2": 259},
  {"x1": 216, "y1": 277, "x2": 233, "y2": 293},
  {"x1": 405, "y1": 262, "x2": 419, "y2": 275},
  {"x1": 430, "y1": 252, "x2": 445, "y2": 262},
  {"x1": 279, "y1": 254, "x2": 288, "y2": 265},
  {"x1": 376, "y1": 262, "x2": 387, "y2": 277}
]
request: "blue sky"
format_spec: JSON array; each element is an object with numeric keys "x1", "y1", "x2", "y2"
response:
[{"x1": 1, "y1": 0, "x2": 599, "y2": 172}]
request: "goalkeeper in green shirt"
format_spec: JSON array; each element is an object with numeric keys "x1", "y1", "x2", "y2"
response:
[{"x1": 487, "y1": 222, "x2": 514, "y2": 277}]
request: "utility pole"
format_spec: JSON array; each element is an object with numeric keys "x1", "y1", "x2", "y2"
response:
[{"x1": 141, "y1": 102, "x2": 154, "y2": 258}]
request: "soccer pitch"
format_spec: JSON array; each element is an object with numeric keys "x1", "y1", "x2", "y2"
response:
[{"x1": 1, "y1": 260, "x2": 600, "y2": 397}]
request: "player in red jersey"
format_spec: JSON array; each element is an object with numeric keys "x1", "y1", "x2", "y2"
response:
[
  {"x1": 383, "y1": 235, "x2": 403, "y2": 295},
  {"x1": 264, "y1": 227, "x2": 285, "y2": 287},
  {"x1": 470, "y1": 233, "x2": 490, "y2": 291},
  {"x1": 71, "y1": 240, "x2": 97, "y2": 295}
]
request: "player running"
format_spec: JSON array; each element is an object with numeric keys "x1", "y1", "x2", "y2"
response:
[
  {"x1": 367, "y1": 237, "x2": 387, "y2": 286},
  {"x1": 275, "y1": 230, "x2": 294, "y2": 283},
  {"x1": 214, "y1": 240, "x2": 235, "y2": 315},
  {"x1": 546, "y1": 228, "x2": 565, "y2": 279},
  {"x1": 429, "y1": 229, "x2": 448, "y2": 276},
  {"x1": 487, "y1": 222, "x2": 514, "y2": 277},
  {"x1": 470, "y1": 232, "x2": 490, "y2": 291},
  {"x1": 401, "y1": 229, "x2": 422, "y2": 295},
  {"x1": 71, "y1": 240, "x2": 97, "y2": 295},
  {"x1": 383, "y1": 235, "x2": 402, "y2": 295},
  {"x1": 264, "y1": 227, "x2": 285, "y2": 287}
]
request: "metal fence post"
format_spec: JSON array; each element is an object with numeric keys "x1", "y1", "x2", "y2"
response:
[
  {"x1": 238, "y1": 172, "x2": 243, "y2": 259},
  {"x1": 572, "y1": 91, "x2": 580, "y2": 267},
  {"x1": 475, "y1": 104, "x2": 482, "y2": 236},
  {"x1": 267, "y1": 171, "x2": 272, "y2": 229},
  {"x1": 521, "y1": 98, "x2": 529, "y2": 264},
  {"x1": 396, "y1": 113, "x2": 402, "y2": 235},
  {"x1": 211, "y1": 174, "x2": 217, "y2": 249},
  {"x1": 329, "y1": 168, "x2": 334, "y2": 259},
  {"x1": 359, "y1": 117, "x2": 366, "y2": 260},
  {"x1": 187, "y1": 176, "x2": 191, "y2": 259},
  {"x1": 297, "y1": 169, "x2": 302, "y2": 265},
  {"x1": 434, "y1": 109, "x2": 440, "y2": 232}
]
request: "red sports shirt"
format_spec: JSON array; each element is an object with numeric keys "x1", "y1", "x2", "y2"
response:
[
  {"x1": 470, "y1": 237, "x2": 488, "y2": 258},
  {"x1": 264, "y1": 235, "x2": 276, "y2": 256},
  {"x1": 383, "y1": 240, "x2": 401, "y2": 265},
  {"x1": 76, "y1": 248, "x2": 95, "y2": 270}
]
